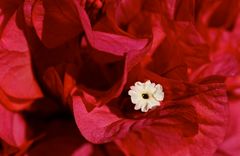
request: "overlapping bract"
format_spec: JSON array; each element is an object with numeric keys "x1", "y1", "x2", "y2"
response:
[{"x1": 0, "y1": 0, "x2": 240, "y2": 155}]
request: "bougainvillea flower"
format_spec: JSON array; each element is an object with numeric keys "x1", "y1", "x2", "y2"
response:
[
  {"x1": 1, "y1": 0, "x2": 240, "y2": 155},
  {"x1": 72, "y1": 19, "x2": 229, "y2": 153},
  {"x1": 73, "y1": 66, "x2": 228, "y2": 155},
  {"x1": 69, "y1": 1, "x2": 232, "y2": 156}
]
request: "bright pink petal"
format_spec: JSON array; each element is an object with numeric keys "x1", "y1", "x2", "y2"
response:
[
  {"x1": 0, "y1": 12, "x2": 42, "y2": 110},
  {"x1": 214, "y1": 99, "x2": 240, "y2": 156},
  {"x1": 76, "y1": 4, "x2": 150, "y2": 68},
  {"x1": 0, "y1": 104, "x2": 26, "y2": 146},
  {"x1": 73, "y1": 95, "x2": 134, "y2": 144},
  {"x1": 111, "y1": 0, "x2": 144, "y2": 27},
  {"x1": 190, "y1": 52, "x2": 240, "y2": 82}
]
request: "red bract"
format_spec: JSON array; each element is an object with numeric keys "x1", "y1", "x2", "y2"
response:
[
  {"x1": 24, "y1": 1, "x2": 152, "y2": 108},
  {"x1": 73, "y1": 65, "x2": 228, "y2": 155},
  {"x1": 26, "y1": 119, "x2": 124, "y2": 156},
  {"x1": 195, "y1": 0, "x2": 240, "y2": 30},
  {"x1": 189, "y1": 56, "x2": 240, "y2": 156},
  {"x1": 0, "y1": 2, "x2": 42, "y2": 155},
  {"x1": 70, "y1": 0, "x2": 231, "y2": 155},
  {"x1": 192, "y1": 2, "x2": 240, "y2": 155},
  {"x1": 0, "y1": 104, "x2": 26, "y2": 147},
  {"x1": 1, "y1": 0, "x2": 239, "y2": 155},
  {"x1": 215, "y1": 97, "x2": 240, "y2": 156},
  {"x1": 0, "y1": 3, "x2": 42, "y2": 111},
  {"x1": 31, "y1": 0, "x2": 82, "y2": 48}
]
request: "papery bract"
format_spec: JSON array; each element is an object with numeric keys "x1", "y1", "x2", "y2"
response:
[
  {"x1": 32, "y1": 0, "x2": 82, "y2": 48},
  {"x1": 1, "y1": 0, "x2": 238, "y2": 156},
  {"x1": 0, "y1": 105, "x2": 26, "y2": 147},
  {"x1": 0, "y1": 7, "x2": 42, "y2": 111},
  {"x1": 73, "y1": 66, "x2": 228, "y2": 155}
]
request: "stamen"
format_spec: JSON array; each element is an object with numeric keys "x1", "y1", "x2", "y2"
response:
[{"x1": 142, "y1": 93, "x2": 149, "y2": 99}]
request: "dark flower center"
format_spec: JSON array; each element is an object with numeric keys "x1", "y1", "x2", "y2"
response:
[{"x1": 142, "y1": 93, "x2": 149, "y2": 99}]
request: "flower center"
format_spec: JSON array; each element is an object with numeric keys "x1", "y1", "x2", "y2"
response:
[{"x1": 142, "y1": 93, "x2": 149, "y2": 99}]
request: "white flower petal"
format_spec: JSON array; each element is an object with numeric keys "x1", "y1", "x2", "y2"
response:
[
  {"x1": 131, "y1": 96, "x2": 142, "y2": 104},
  {"x1": 134, "y1": 104, "x2": 142, "y2": 110},
  {"x1": 128, "y1": 90, "x2": 137, "y2": 96},
  {"x1": 148, "y1": 98, "x2": 160, "y2": 108},
  {"x1": 153, "y1": 92, "x2": 164, "y2": 101},
  {"x1": 141, "y1": 104, "x2": 148, "y2": 112},
  {"x1": 145, "y1": 80, "x2": 151, "y2": 87},
  {"x1": 145, "y1": 83, "x2": 156, "y2": 93},
  {"x1": 135, "y1": 81, "x2": 143, "y2": 87}
]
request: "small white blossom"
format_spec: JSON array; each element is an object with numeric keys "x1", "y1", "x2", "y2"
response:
[{"x1": 128, "y1": 80, "x2": 164, "y2": 112}]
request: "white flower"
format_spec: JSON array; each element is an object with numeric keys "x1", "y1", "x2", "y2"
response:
[{"x1": 128, "y1": 80, "x2": 164, "y2": 112}]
